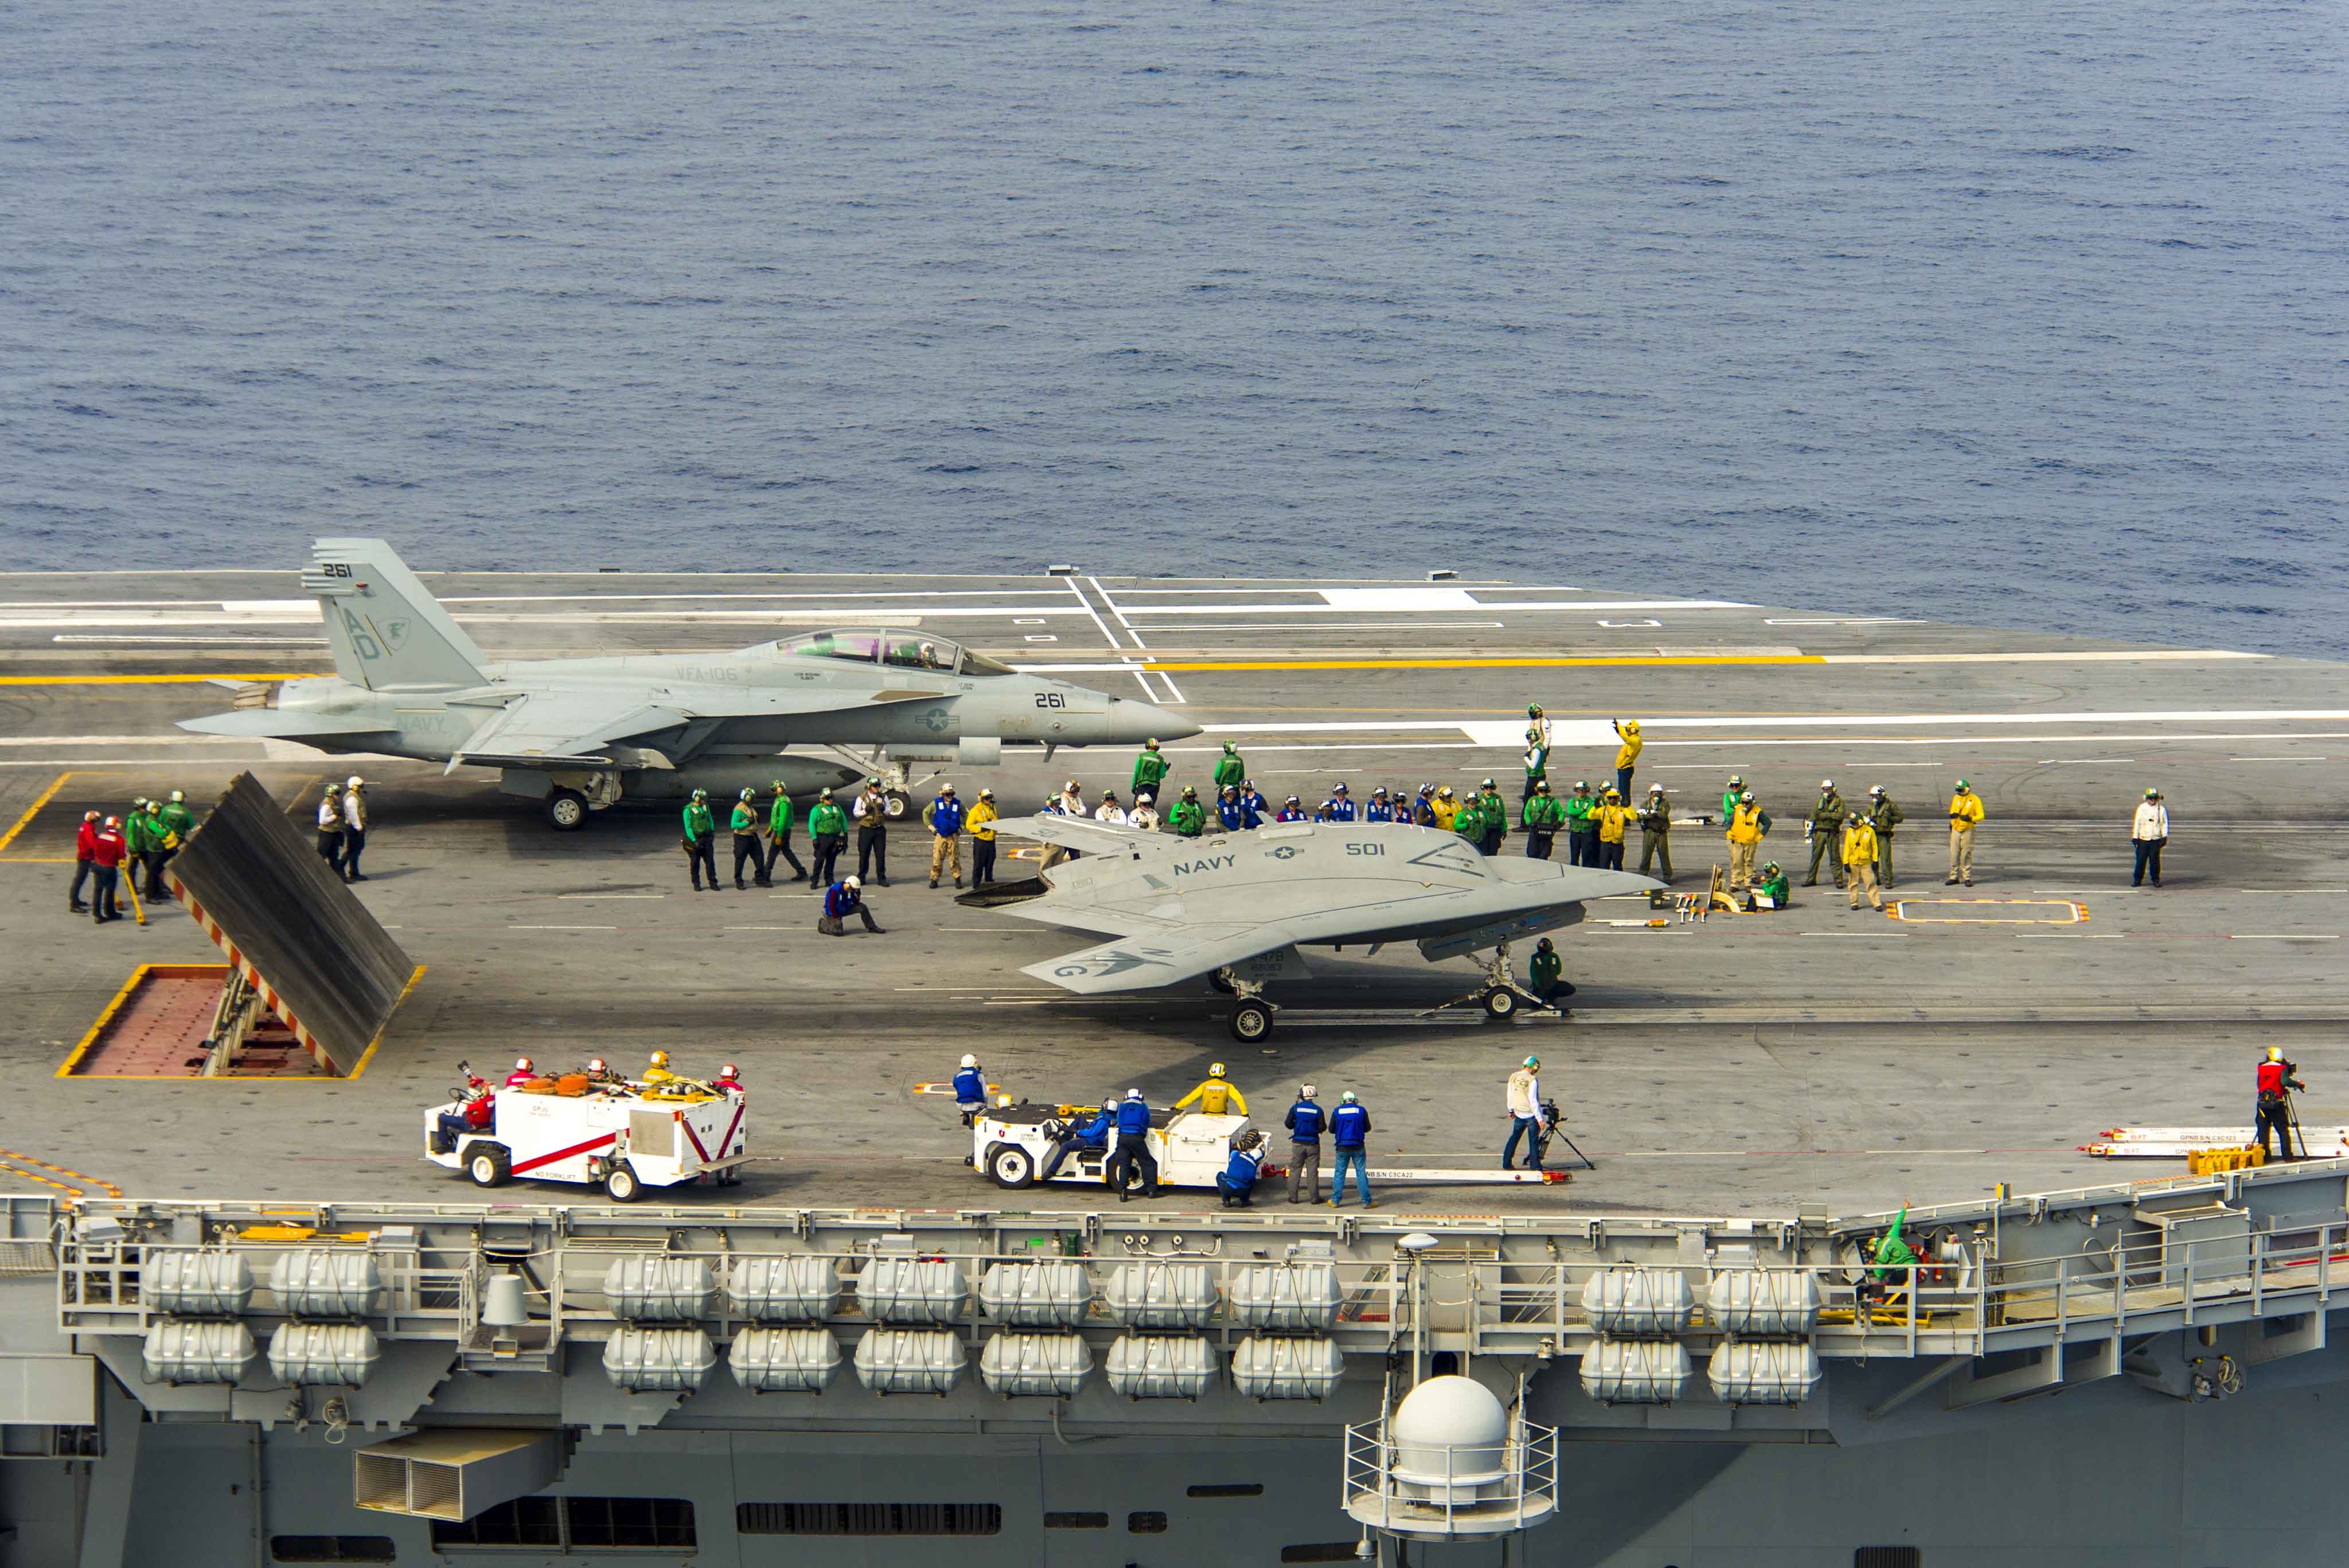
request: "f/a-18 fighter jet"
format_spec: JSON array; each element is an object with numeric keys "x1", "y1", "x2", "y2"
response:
[
  {"x1": 973, "y1": 815, "x2": 1659, "y2": 1039},
  {"x1": 180, "y1": 539, "x2": 1194, "y2": 829}
]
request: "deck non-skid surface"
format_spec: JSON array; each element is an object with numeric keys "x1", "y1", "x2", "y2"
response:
[{"x1": 4, "y1": 571, "x2": 2344, "y2": 1215}]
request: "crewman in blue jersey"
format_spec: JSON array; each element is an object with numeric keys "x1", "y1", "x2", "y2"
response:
[
  {"x1": 1365, "y1": 787, "x2": 1395, "y2": 824},
  {"x1": 1218, "y1": 785, "x2": 1247, "y2": 832},
  {"x1": 952, "y1": 1054, "x2": 987, "y2": 1120},
  {"x1": 926, "y1": 783, "x2": 966, "y2": 888},
  {"x1": 1283, "y1": 1085, "x2": 1326, "y2": 1204},
  {"x1": 1322, "y1": 783, "x2": 1358, "y2": 822},
  {"x1": 1329, "y1": 1091, "x2": 1373, "y2": 1208},
  {"x1": 1216, "y1": 1130, "x2": 1265, "y2": 1208},
  {"x1": 1107, "y1": 1088, "x2": 1161, "y2": 1200},
  {"x1": 1276, "y1": 797, "x2": 1308, "y2": 824},
  {"x1": 1041, "y1": 1098, "x2": 1117, "y2": 1182},
  {"x1": 1240, "y1": 782, "x2": 1269, "y2": 828}
]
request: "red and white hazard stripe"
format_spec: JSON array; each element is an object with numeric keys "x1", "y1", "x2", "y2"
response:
[
  {"x1": 167, "y1": 874, "x2": 335, "y2": 1074},
  {"x1": 681, "y1": 1101, "x2": 747, "y2": 1165}
]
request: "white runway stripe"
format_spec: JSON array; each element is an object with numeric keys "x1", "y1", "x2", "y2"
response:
[
  {"x1": 1209, "y1": 709, "x2": 2349, "y2": 738},
  {"x1": 1122, "y1": 598, "x2": 1752, "y2": 616},
  {"x1": 1823, "y1": 650, "x2": 2265, "y2": 664}
]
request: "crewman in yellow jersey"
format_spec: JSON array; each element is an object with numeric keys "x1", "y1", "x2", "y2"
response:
[
  {"x1": 1946, "y1": 780, "x2": 1985, "y2": 886},
  {"x1": 1843, "y1": 813, "x2": 1884, "y2": 911},
  {"x1": 1174, "y1": 1062, "x2": 1248, "y2": 1117},
  {"x1": 968, "y1": 787, "x2": 1000, "y2": 887},
  {"x1": 1726, "y1": 790, "x2": 1769, "y2": 894},
  {"x1": 1611, "y1": 718, "x2": 1643, "y2": 799}
]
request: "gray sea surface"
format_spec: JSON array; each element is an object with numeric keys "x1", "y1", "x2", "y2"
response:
[{"x1": 2, "y1": 1, "x2": 2343, "y2": 656}]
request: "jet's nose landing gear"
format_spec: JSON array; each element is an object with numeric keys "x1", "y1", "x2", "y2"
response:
[{"x1": 1215, "y1": 966, "x2": 1281, "y2": 1042}]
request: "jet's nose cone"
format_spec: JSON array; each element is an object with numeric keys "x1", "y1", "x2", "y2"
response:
[{"x1": 1113, "y1": 699, "x2": 1201, "y2": 742}]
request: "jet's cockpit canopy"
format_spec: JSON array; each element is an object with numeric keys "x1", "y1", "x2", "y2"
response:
[{"x1": 775, "y1": 630, "x2": 1014, "y2": 677}]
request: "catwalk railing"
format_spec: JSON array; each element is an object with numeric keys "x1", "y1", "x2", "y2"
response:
[{"x1": 49, "y1": 1199, "x2": 2348, "y2": 1365}]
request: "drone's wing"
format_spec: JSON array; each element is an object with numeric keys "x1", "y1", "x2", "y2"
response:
[
  {"x1": 986, "y1": 813, "x2": 1155, "y2": 852},
  {"x1": 1019, "y1": 923, "x2": 1279, "y2": 994}
]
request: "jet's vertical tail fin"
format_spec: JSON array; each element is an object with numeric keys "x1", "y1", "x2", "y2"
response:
[{"x1": 301, "y1": 538, "x2": 491, "y2": 691}]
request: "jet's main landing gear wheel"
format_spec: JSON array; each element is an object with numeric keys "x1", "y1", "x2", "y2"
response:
[
  {"x1": 1216, "y1": 966, "x2": 1279, "y2": 1042},
  {"x1": 884, "y1": 789, "x2": 912, "y2": 821},
  {"x1": 545, "y1": 787, "x2": 589, "y2": 831},
  {"x1": 1482, "y1": 986, "x2": 1520, "y2": 1020}
]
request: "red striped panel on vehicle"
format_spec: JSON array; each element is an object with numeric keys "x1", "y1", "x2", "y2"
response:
[
  {"x1": 512, "y1": 1132, "x2": 618, "y2": 1176},
  {"x1": 681, "y1": 1101, "x2": 746, "y2": 1164}
]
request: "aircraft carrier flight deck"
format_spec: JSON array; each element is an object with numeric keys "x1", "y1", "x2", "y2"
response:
[{"x1": 3, "y1": 568, "x2": 2344, "y2": 1218}]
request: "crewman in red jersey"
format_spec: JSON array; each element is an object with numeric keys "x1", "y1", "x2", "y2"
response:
[
  {"x1": 69, "y1": 810, "x2": 101, "y2": 914},
  {"x1": 2256, "y1": 1047, "x2": 2305, "y2": 1162},
  {"x1": 89, "y1": 816, "x2": 128, "y2": 924}
]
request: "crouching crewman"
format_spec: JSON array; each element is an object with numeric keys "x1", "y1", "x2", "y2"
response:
[
  {"x1": 818, "y1": 875, "x2": 885, "y2": 935},
  {"x1": 1217, "y1": 1129, "x2": 1265, "y2": 1208}
]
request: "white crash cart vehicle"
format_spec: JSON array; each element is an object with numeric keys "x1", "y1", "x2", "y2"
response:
[
  {"x1": 970, "y1": 1101, "x2": 1256, "y2": 1193},
  {"x1": 426, "y1": 1070, "x2": 750, "y2": 1202}
]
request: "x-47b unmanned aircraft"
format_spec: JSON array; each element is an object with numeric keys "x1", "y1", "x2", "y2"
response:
[
  {"x1": 976, "y1": 815, "x2": 1659, "y2": 1039},
  {"x1": 180, "y1": 539, "x2": 1194, "y2": 828}
]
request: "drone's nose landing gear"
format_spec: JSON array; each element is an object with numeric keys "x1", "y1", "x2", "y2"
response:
[
  {"x1": 1425, "y1": 940, "x2": 1558, "y2": 1023},
  {"x1": 1215, "y1": 966, "x2": 1281, "y2": 1042}
]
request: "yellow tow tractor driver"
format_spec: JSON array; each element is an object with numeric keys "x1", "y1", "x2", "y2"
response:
[{"x1": 1174, "y1": 1062, "x2": 1248, "y2": 1117}]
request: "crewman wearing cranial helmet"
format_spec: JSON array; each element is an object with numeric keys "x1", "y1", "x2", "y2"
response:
[{"x1": 1174, "y1": 1062, "x2": 1247, "y2": 1117}]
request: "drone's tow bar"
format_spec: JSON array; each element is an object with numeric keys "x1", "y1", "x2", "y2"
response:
[{"x1": 1266, "y1": 1164, "x2": 1569, "y2": 1187}]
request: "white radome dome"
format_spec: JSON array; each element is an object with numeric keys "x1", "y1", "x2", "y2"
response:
[{"x1": 1390, "y1": 1375, "x2": 1508, "y2": 1488}]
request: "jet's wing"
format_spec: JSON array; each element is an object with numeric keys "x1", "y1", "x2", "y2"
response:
[
  {"x1": 447, "y1": 692, "x2": 692, "y2": 769},
  {"x1": 1021, "y1": 924, "x2": 1282, "y2": 995},
  {"x1": 178, "y1": 711, "x2": 390, "y2": 740},
  {"x1": 450, "y1": 681, "x2": 955, "y2": 768}
]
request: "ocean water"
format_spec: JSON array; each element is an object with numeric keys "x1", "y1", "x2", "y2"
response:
[{"x1": 2, "y1": 1, "x2": 2343, "y2": 656}]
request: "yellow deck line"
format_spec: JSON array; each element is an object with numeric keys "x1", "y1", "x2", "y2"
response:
[
  {"x1": 55, "y1": 962, "x2": 424, "y2": 1082},
  {"x1": 1142, "y1": 655, "x2": 1827, "y2": 673},
  {"x1": 0, "y1": 770, "x2": 74, "y2": 855},
  {"x1": 282, "y1": 775, "x2": 323, "y2": 818},
  {"x1": 346, "y1": 965, "x2": 428, "y2": 1079},
  {"x1": 1890, "y1": 899, "x2": 2090, "y2": 926},
  {"x1": 0, "y1": 672, "x2": 324, "y2": 686},
  {"x1": 56, "y1": 964, "x2": 163, "y2": 1078}
]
